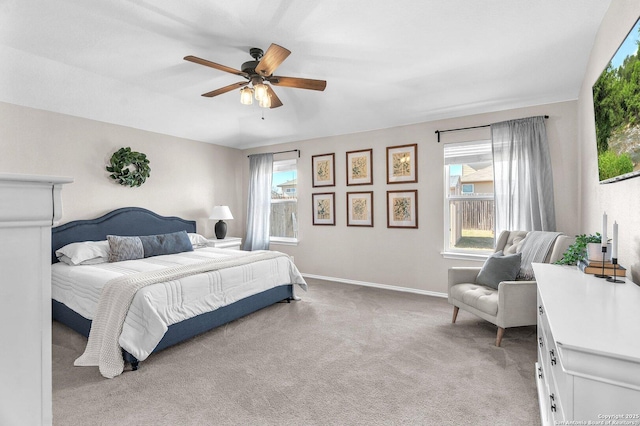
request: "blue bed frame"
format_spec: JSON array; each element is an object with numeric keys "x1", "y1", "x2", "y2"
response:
[{"x1": 51, "y1": 207, "x2": 293, "y2": 370}]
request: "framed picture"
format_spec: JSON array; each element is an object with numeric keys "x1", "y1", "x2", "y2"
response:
[
  {"x1": 387, "y1": 190, "x2": 418, "y2": 228},
  {"x1": 346, "y1": 149, "x2": 373, "y2": 186},
  {"x1": 312, "y1": 153, "x2": 335, "y2": 187},
  {"x1": 346, "y1": 191, "x2": 374, "y2": 227},
  {"x1": 312, "y1": 192, "x2": 335, "y2": 225},
  {"x1": 386, "y1": 144, "x2": 417, "y2": 184}
]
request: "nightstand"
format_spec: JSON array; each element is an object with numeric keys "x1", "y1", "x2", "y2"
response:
[{"x1": 206, "y1": 237, "x2": 242, "y2": 250}]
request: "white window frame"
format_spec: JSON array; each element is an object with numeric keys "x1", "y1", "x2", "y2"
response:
[
  {"x1": 442, "y1": 140, "x2": 494, "y2": 261},
  {"x1": 270, "y1": 158, "x2": 298, "y2": 246}
]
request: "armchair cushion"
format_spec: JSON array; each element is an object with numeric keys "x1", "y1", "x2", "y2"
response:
[
  {"x1": 450, "y1": 283, "x2": 498, "y2": 316},
  {"x1": 476, "y1": 251, "x2": 522, "y2": 290}
]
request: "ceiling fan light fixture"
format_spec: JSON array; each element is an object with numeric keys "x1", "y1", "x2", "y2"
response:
[
  {"x1": 240, "y1": 86, "x2": 254, "y2": 105},
  {"x1": 253, "y1": 83, "x2": 268, "y2": 101},
  {"x1": 259, "y1": 92, "x2": 271, "y2": 108}
]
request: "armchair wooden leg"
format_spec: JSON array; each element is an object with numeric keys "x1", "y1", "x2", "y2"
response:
[
  {"x1": 496, "y1": 327, "x2": 505, "y2": 347},
  {"x1": 452, "y1": 306, "x2": 459, "y2": 324}
]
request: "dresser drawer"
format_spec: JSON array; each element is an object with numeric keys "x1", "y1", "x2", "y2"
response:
[
  {"x1": 537, "y1": 291, "x2": 575, "y2": 421},
  {"x1": 538, "y1": 337, "x2": 566, "y2": 421}
]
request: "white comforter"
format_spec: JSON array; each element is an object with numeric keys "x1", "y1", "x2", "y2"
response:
[{"x1": 51, "y1": 247, "x2": 306, "y2": 362}]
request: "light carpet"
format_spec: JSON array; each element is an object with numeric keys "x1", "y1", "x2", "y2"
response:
[{"x1": 52, "y1": 278, "x2": 540, "y2": 425}]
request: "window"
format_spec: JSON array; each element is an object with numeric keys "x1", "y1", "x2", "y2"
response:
[
  {"x1": 444, "y1": 140, "x2": 494, "y2": 255},
  {"x1": 270, "y1": 159, "x2": 298, "y2": 244}
]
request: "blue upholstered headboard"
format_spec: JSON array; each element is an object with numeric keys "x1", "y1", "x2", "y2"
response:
[{"x1": 51, "y1": 207, "x2": 196, "y2": 263}]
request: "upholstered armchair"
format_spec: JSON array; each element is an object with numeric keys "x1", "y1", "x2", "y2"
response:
[{"x1": 448, "y1": 230, "x2": 574, "y2": 346}]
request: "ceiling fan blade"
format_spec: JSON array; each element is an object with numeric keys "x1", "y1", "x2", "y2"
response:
[
  {"x1": 269, "y1": 76, "x2": 326, "y2": 91},
  {"x1": 255, "y1": 44, "x2": 291, "y2": 76},
  {"x1": 266, "y1": 85, "x2": 283, "y2": 108},
  {"x1": 202, "y1": 81, "x2": 248, "y2": 98},
  {"x1": 184, "y1": 55, "x2": 248, "y2": 77}
]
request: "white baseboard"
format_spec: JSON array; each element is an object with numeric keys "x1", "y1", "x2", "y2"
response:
[{"x1": 301, "y1": 273, "x2": 448, "y2": 299}]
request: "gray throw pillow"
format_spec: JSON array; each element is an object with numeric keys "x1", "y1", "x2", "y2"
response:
[
  {"x1": 139, "y1": 231, "x2": 193, "y2": 258},
  {"x1": 107, "y1": 231, "x2": 194, "y2": 262},
  {"x1": 476, "y1": 251, "x2": 522, "y2": 290},
  {"x1": 107, "y1": 235, "x2": 144, "y2": 262}
]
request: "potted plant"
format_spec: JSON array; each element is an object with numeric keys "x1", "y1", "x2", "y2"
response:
[{"x1": 555, "y1": 233, "x2": 606, "y2": 266}]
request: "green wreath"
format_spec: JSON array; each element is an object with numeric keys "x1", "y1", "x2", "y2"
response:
[{"x1": 106, "y1": 147, "x2": 151, "y2": 187}]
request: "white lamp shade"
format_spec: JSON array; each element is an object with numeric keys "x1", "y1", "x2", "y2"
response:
[{"x1": 209, "y1": 205, "x2": 233, "y2": 220}]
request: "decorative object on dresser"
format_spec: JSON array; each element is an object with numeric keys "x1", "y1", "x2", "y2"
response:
[
  {"x1": 105, "y1": 147, "x2": 151, "y2": 187},
  {"x1": 0, "y1": 173, "x2": 72, "y2": 426},
  {"x1": 209, "y1": 205, "x2": 234, "y2": 239},
  {"x1": 50, "y1": 207, "x2": 306, "y2": 378},
  {"x1": 577, "y1": 259, "x2": 626, "y2": 277},
  {"x1": 206, "y1": 236, "x2": 242, "y2": 250},
  {"x1": 554, "y1": 232, "x2": 602, "y2": 265},
  {"x1": 534, "y1": 263, "x2": 640, "y2": 424},
  {"x1": 448, "y1": 230, "x2": 574, "y2": 346},
  {"x1": 606, "y1": 220, "x2": 624, "y2": 283}
]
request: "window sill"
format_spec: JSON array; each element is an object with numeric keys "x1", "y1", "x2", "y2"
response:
[
  {"x1": 270, "y1": 237, "x2": 299, "y2": 246},
  {"x1": 441, "y1": 251, "x2": 489, "y2": 262}
]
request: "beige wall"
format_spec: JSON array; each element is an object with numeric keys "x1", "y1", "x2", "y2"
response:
[
  {"x1": 245, "y1": 100, "x2": 579, "y2": 294},
  {"x1": 0, "y1": 101, "x2": 244, "y2": 237},
  {"x1": 579, "y1": 0, "x2": 640, "y2": 283}
]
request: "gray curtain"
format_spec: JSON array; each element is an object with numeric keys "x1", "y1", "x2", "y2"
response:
[
  {"x1": 491, "y1": 116, "x2": 556, "y2": 236},
  {"x1": 243, "y1": 153, "x2": 273, "y2": 251}
]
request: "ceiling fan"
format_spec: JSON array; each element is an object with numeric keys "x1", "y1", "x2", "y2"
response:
[{"x1": 184, "y1": 43, "x2": 327, "y2": 109}]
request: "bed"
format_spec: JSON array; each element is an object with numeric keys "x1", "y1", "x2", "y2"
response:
[{"x1": 51, "y1": 207, "x2": 306, "y2": 377}]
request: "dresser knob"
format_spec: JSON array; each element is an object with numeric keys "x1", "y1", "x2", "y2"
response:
[
  {"x1": 550, "y1": 349, "x2": 557, "y2": 366},
  {"x1": 538, "y1": 366, "x2": 543, "y2": 379},
  {"x1": 539, "y1": 305, "x2": 544, "y2": 315},
  {"x1": 539, "y1": 337, "x2": 544, "y2": 348},
  {"x1": 550, "y1": 393, "x2": 556, "y2": 412}
]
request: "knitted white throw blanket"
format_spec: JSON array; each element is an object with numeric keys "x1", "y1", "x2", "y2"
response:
[
  {"x1": 75, "y1": 250, "x2": 287, "y2": 378},
  {"x1": 517, "y1": 231, "x2": 561, "y2": 280}
]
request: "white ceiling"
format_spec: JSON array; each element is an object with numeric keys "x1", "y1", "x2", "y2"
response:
[{"x1": 0, "y1": 0, "x2": 611, "y2": 149}]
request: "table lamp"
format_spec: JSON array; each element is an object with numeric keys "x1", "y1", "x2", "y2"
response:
[{"x1": 209, "y1": 206, "x2": 233, "y2": 239}]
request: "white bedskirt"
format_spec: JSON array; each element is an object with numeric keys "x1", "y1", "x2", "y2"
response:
[{"x1": 52, "y1": 247, "x2": 306, "y2": 361}]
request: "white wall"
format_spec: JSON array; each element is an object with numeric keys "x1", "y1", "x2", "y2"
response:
[
  {"x1": 244, "y1": 100, "x2": 579, "y2": 295},
  {"x1": 579, "y1": 0, "x2": 640, "y2": 284},
  {"x1": 0, "y1": 101, "x2": 244, "y2": 237}
]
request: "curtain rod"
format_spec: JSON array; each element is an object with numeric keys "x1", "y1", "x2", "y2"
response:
[
  {"x1": 247, "y1": 149, "x2": 300, "y2": 158},
  {"x1": 435, "y1": 115, "x2": 549, "y2": 143}
]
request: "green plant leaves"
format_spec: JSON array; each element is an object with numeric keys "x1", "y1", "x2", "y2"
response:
[
  {"x1": 555, "y1": 233, "x2": 602, "y2": 265},
  {"x1": 106, "y1": 147, "x2": 151, "y2": 187}
]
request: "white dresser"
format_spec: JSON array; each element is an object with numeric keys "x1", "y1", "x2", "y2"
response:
[
  {"x1": 0, "y1": 173, "x2": 72, "y2": 426},
  {"x1": 533, "y1": 263, "x2": 640, "y2": 425}
]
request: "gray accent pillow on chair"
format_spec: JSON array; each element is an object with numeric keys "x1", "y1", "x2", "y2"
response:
[{"x1": 476, "y1": 251, "x2": 522, "y2": 290}]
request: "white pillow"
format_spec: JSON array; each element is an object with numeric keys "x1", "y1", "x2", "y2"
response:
[
  {"x1": 57, "y1": 254, "x2": 108, "y2": 266},
  {"x1": 188, "y1": 233, "x2": 209, "y2": 248},
  {"x1": 55, "y1": 240, "x2": 110, "y2": 265}
]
